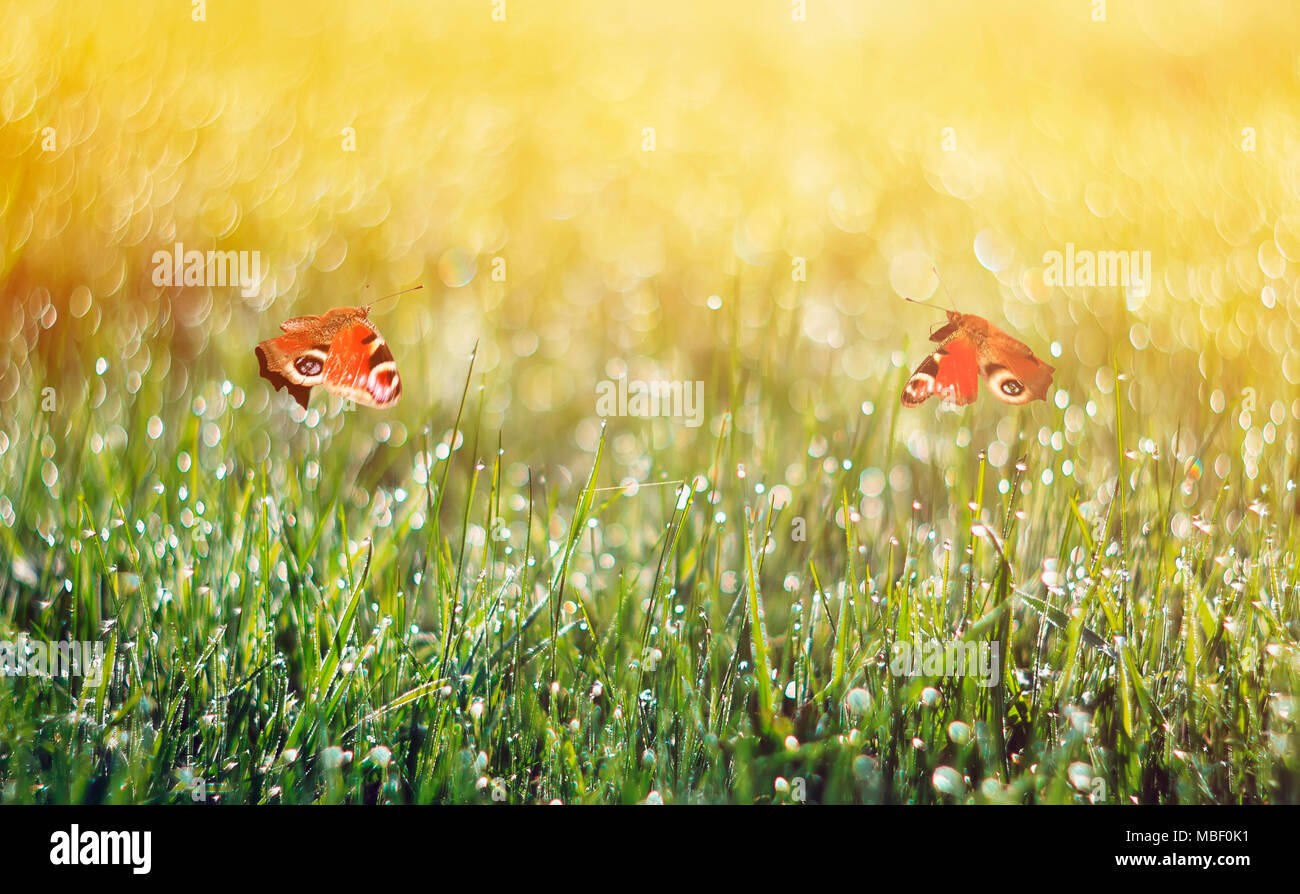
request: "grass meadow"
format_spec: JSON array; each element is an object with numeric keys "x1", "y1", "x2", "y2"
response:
[{"x1": 1, "y1": 1, "x2": 1299, "y2": 805}]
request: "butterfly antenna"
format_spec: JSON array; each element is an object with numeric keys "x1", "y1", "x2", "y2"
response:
[
  {"x1": 930, "y1": 266, "x2": 961, "y2": 313},
  {"x1": 903, "y1": 295, "x2": 958, "y2": 319},
  {"x1": 898, "y1": 268, "x2": 960, "y2": 315},
  {"x1": 365, "y1": 284, "x2": 424, "y2": 314}
]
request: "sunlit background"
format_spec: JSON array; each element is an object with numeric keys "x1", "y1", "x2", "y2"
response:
[{"x1": 3, "y1": 0, "x2": 1299, "y2": 530}]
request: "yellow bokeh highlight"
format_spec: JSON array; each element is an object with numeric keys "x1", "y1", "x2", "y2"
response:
[{"x1": 0, "y1": 0, "x2": 1296, "y2": 472}]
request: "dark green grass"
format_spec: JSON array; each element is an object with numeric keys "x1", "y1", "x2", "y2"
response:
[{"x1": 1, "y1": 339, "x2": 1298, "y2": 805}]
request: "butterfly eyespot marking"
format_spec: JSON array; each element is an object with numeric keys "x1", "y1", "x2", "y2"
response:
[
  {"x1": 294, "y1": 356, "x2": 324, "y2": 377},
  {"x1": 984, "y1": 364, "x2": 1036, "y2": 404},
  {"x1": 374, "y1": 368, "x2": 398, "y2": 392},
  {"x1": 368, "y1": 342, "x2": 396, "y2": 370},
  {"x1": 258, "y1": 304, "x2": 408, "y2": 411},
  {"x1": 901, "y1": 313, "x2": 1053, "y2": 410}
]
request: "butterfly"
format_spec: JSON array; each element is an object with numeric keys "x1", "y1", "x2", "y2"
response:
[
  {"x1": 256, "y1": 305, "x2": 401, "y2": 409},
  {"x1": 901, "y1": 310, "x2": 1054, "y2": 408}
]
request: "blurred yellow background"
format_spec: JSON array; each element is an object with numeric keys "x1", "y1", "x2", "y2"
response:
[{"x1": 2, "y1": 0, "x2": 1297, "y2": 490}]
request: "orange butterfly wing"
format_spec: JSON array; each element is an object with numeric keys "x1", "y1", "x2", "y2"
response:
[
  {"x1": 978, "y1": 330, "x2": 1055, "y2": 405},
  {"x1": 901, "y1": 335, "x2": 980, "y2": 407},
  {"x1": 902, "y1": 311, "x2": 1053, "y2": 408},
  {"x1": 935, "y1": 337, "x2": 980, "y2": 405},
  {"x1": 256, "y1": 330, "x2": 330, "y2": 409},
  {"x1": 321, "y1": 321, "x2": 402, "y2": 408}
]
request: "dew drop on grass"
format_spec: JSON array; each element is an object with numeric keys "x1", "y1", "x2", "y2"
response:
[
  {"x1": 947, "y1": 721, "x2": 971, "y2": 745},
  {"x1": 845, "y1": 687, "x2": 871, "y2": 716},
  {"x1": 1067, "y1": 762, "x2": 1096, "y2": 792},
  {"x1": 320, "y1": 747, "x2": 345, "y2": 770},
  {"x1": 1041, "y1": 559, "x2": 1063, "y2": 590},
  {"x1": 932, "y1": 766, "x2": 964, "y2": 796}
]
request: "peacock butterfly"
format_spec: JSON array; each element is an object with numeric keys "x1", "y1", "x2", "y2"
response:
[
  {"x1": 901, "y1": 310, "x2": 1054, "y2": 408},
  {"x1": 256, "y1": 288, "x2": 420, "y2": 410}
]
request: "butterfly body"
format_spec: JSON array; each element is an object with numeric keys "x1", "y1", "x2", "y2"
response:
[
  {"x1": 256, "y1": 305, "x2": 401, "y2": 409},
  {"x1": 901, "y1": 311, "x2": 1053, "y2": 408}
]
